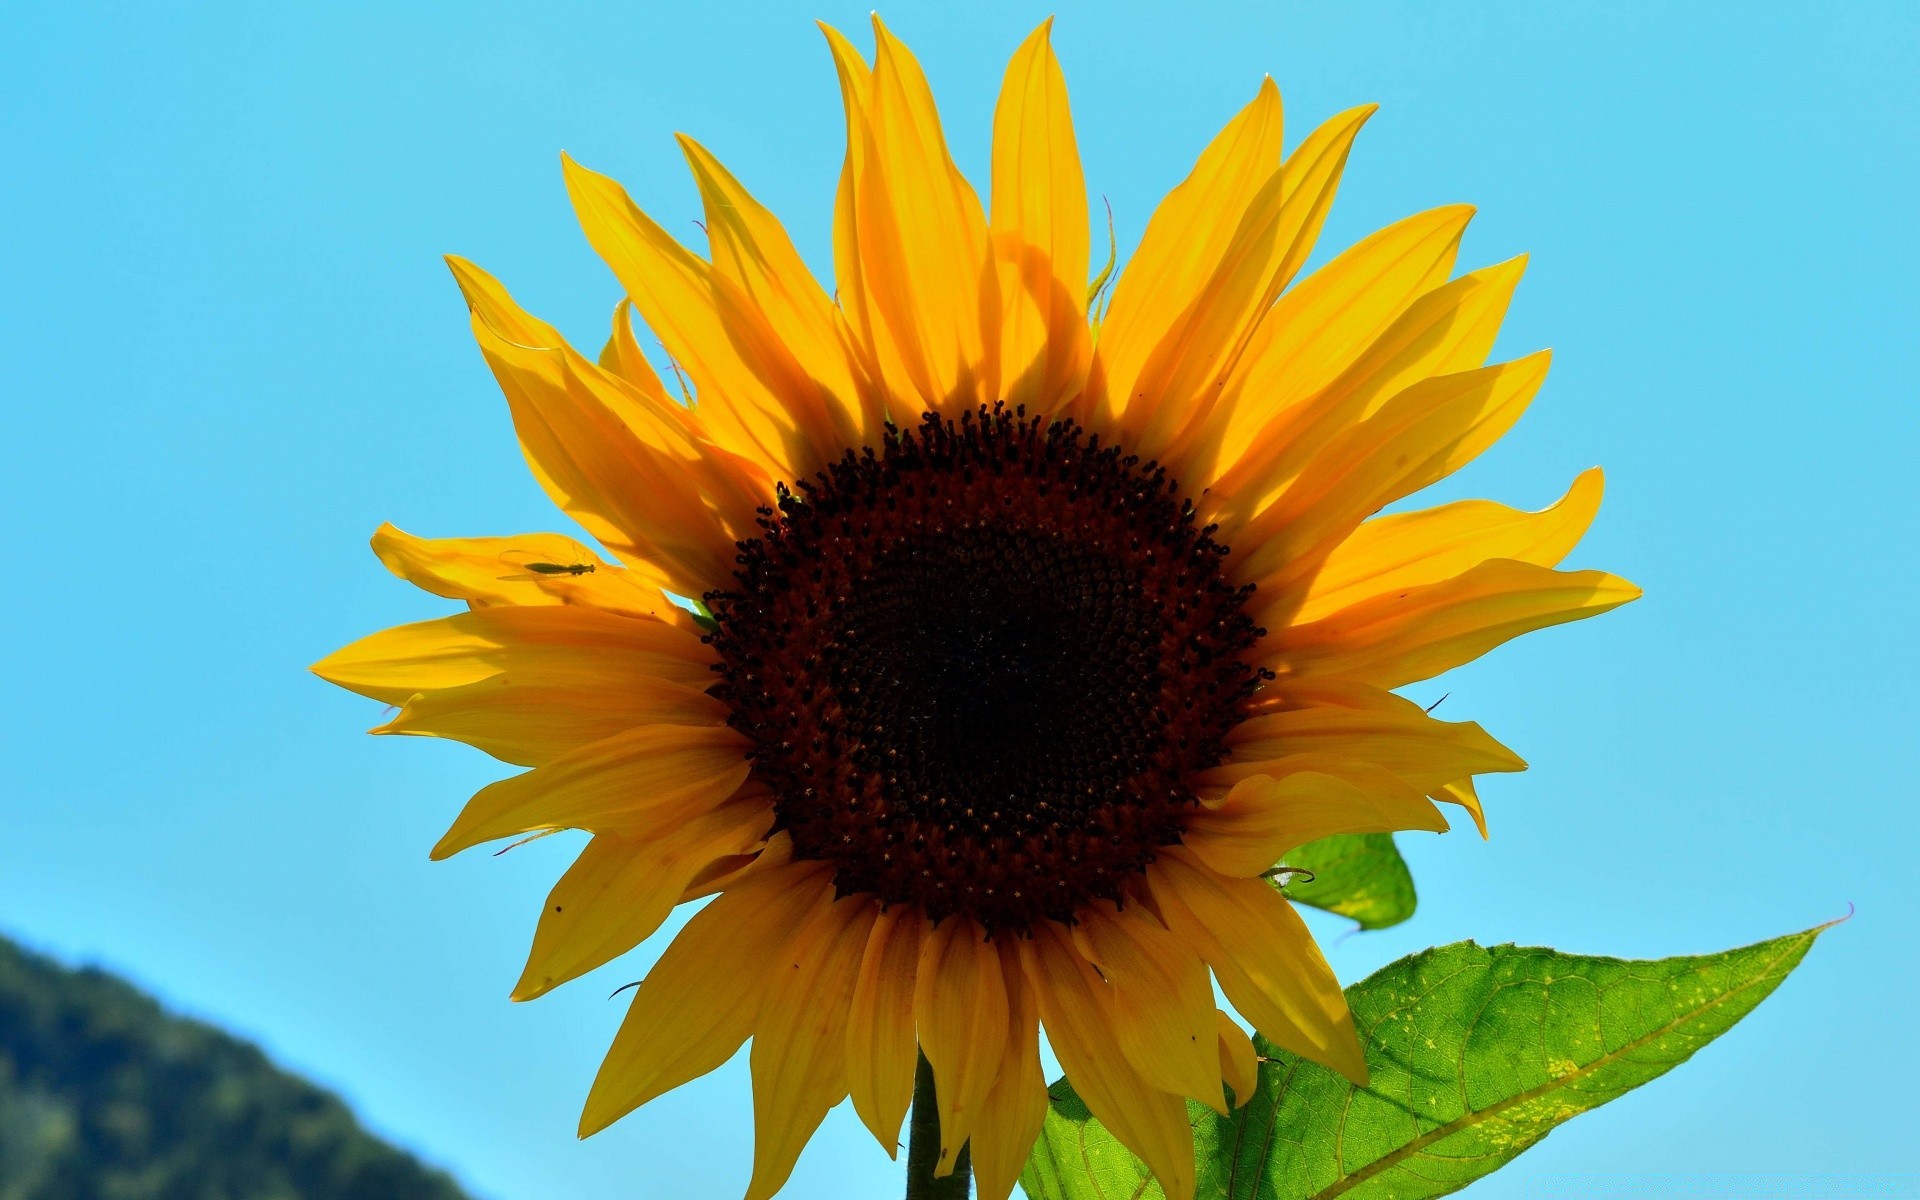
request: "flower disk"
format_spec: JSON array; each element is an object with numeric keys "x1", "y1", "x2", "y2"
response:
[{"x1": 708, "y1": 408, "x2": 1267, "y2": 932}]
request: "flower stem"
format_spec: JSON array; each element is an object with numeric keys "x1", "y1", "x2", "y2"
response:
[{"x1": 905, "y1": 1051, "x2": 971, "y2": 1199}]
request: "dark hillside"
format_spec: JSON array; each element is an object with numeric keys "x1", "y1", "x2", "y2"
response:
[{"x1": 0, "y1": 935, "x2": 475, "y2": 1200}]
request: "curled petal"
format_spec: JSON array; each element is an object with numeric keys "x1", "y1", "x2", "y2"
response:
[{"x1": 1216, "y1": 1011, "x2": 1258, "y2": 1108}]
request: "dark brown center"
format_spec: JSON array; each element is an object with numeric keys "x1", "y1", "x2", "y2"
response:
[{"x1": 706, "y1": 407, "x2": 1266, "y2": 933}]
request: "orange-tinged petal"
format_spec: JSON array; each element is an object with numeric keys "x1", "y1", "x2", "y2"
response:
[
  {"x1": 1089, "y1": 78, "x2": 1282, "y2": 433},
  {"x1": 990, "y1": 18, "x2": 1091, "y2": 416},
  {"x1": 1216, "y1": 1011, "x2": 1258, "y2": 1108},
  {"x1": 1296, "y1": 467, "x2": 1605, "y2": 624},
  {"x1": 1210, "y1": 256, "x2": 1528, "y2": 534},
  {"x1": 1190, "y1": 205, "x2": 1472, "y2": 486},
  {"x1": 845, "y1": 905, "x2": 925, "y2": 1156},
  {"x1": 1021, "y1": 924, "x2": 1197, "y2": 1200},
  {"x1": 430, "y1": 722, "x2": 750, "y2": 859},
  {"x1": 1072, "y1": 902, "x2": 1225, "y2": 1113},
  {"x1": 374, "y1": 671, "x2": 729, "y2": 768},
  {"x1": 1224, "y1": 682, "x2": 1525, "y2": 792},
  {"x1": 1181, "y1": 766, "x2": 1449, "y2": 878},
  {"x1": 968, "y1": 942, "x2": 1049, "y2": 1200},
  {"x1": 1273, "y1": 558, "x2": 1642, "y2": 689},
  {"x1": 678, "y1": 134, "x2": 874, "y2": 446},
  {"x1": 846, "y1": 16, "x2": 998, "y2": 413},
  {"x1": 1128, "y1": 104, "x2": 1376, "y2": 463},
  {"x1": 1232, "y1": 351, "x2": 1553, "y2": 607},
  {"x1": 745, "y1": 894, "x2": 876, "y2": 1200},
  {"x1": 914, "y1": 917, "x2": 1010, "y2": 1175},
  {"x1": 512, "y1": 798, "x2": 774, "y2": 1001},
  {"x1": 1151, "y1": 851, "x2": 1366, "y2": 1085},
  {"x1": 580, "y1": 859, "x2": 833, "y2": 1137},
  {"x1": 312, "y1": 605, "x2": 715, "y2": 707},
  {"x1": 562, "y1": 154, "x2": 844, "y2": 481}
]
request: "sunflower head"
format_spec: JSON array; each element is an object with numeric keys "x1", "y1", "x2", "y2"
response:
[{"x1": 314, "y1": 16, "x2": 1636, "y2": 1200}]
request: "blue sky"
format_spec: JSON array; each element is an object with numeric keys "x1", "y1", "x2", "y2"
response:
[{"x1": 3, "y1": 2, "x2": 1915, "y2": 1197}]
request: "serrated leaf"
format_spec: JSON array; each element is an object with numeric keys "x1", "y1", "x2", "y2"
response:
[
  {"x1": 1276, "y1": 834, "x2": 1416, "y2": 930},
  {"x1": 1020, "y1": 925, "x2": 1827, "y2": 1200}
]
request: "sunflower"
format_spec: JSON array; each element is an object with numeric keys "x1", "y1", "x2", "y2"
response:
[{"x1": 314, "y1": 17, "x2": 1636, "y2": 1200}]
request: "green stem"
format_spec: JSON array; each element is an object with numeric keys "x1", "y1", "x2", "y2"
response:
[{"x1": 905, "y1": 1051, "x2": 971, "y2": 1200}]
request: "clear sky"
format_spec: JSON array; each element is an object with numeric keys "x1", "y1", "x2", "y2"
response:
[{"x1": 3, "y1": 2, "x2": 1915, "y2": 1197}]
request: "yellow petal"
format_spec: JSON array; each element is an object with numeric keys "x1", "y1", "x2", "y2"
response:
[
  {"x1": 448, "y1": 256, "x2": 767, "y2": 597},
  {"x1": 370, "y1": 522, "x2": 679, "y2": 618},
  {"x1": 1224, "y1": 682, "x2": 1525, "y2": 793},
  {"x1": 1089, "y1": 77, "x2": 1282, "y2": 433},
  {"x1": 370, "y1": 524, "x2": 608, "y2": 610},
  {"x1": 1191, "y1": 205, "x2": 1472, "y2": 485},
  {"x1": 914, "y1": 917, "x2": 1010, "y2": 1175},
  {"x1": 967, "y1": 941, "x2": 1049, "y2": 1200},
  {"x1": 580, "y1": 859, "x2": 834, "y2": 1137},
  {"x1": 1151, "y1": 851, "x2": 1366, "y2": 1086},
  {"x1": 1296, "y1": 467, "x2": 1604, "y2": 625},
  {"x1": 430, "y1": 722, "x2": 750, "y2": 859},
  {"x1": 562, "y1": 154, "x2": 844, "y2": 481},
  {"x1": 1180, "y1": 765, "x2": 1449, "y2": 878},
  {"x1": 313, "y1": 604, "x2": 715, "y2": 707},
  {"x1": 511, "y1": 798, "x2": 774, "y2": 1001},
  {"x1": 1433, "y1": 776, "x2": 1489, "y2": 838},
  {"x1": 1216, "y1": 1011, "x2": 1258, "y2": 1108},
  {"x1": 842, "y1": 16, "x2": 997, "y2": 413},
  {"x1": 745, "y1": 894, "x2": 876, "y2": 1200},
  {"x1": 1210, "y1": 256, "x2": 1528, "y2": 536},
  {"x1": 374, "y1": 670, "x2": 729, "y2": 768},
  {"x1": 845, "y1": 905, "x2": 925, "y2": 1156},
  {"x1": 820, "y1": 24, "x2": 917, "y2": 427},
  {"x1": 1128, "y1": 104, "x2": 1377, "y2": 462},
  {"x1": 1020, "y1": 924, "x2": 1198, "y2": 1200},
  {"x1": 678, "y1": 134, "x2": 874, "y2": 446},
  {"x1": 1072, "y1": 902, "x2": 1225, "y2": 1113},
  {"x1": 1232, "y1": 351, "x2": 1553, "y2": 607},
  {"x1": 1273, "y1": 558, "x2": 1642, "y2": 689},
  {"x1": 597, "y1": 298, "x2": 673, "y2": 402},
  {"x1": 990, "y1": 18, "x2": 1091, "y2": 416}
]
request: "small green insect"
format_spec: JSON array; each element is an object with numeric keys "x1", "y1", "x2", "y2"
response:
[{"x1": 499, "y1": 547, "x2": 598, "y2": 582}]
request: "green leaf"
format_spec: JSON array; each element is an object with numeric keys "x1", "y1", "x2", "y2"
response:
[
  {"x1": 1020, "y1": 924, "x2": 1829, "y2": 1200},
  {"x1": 1275, "y1": 834, "x2": 1416, "y2": 931}
]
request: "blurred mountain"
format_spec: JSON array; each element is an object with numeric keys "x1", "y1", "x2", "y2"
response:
[{"x1": 0, "y1": 934, "x2": 475, "y2": 1200}]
